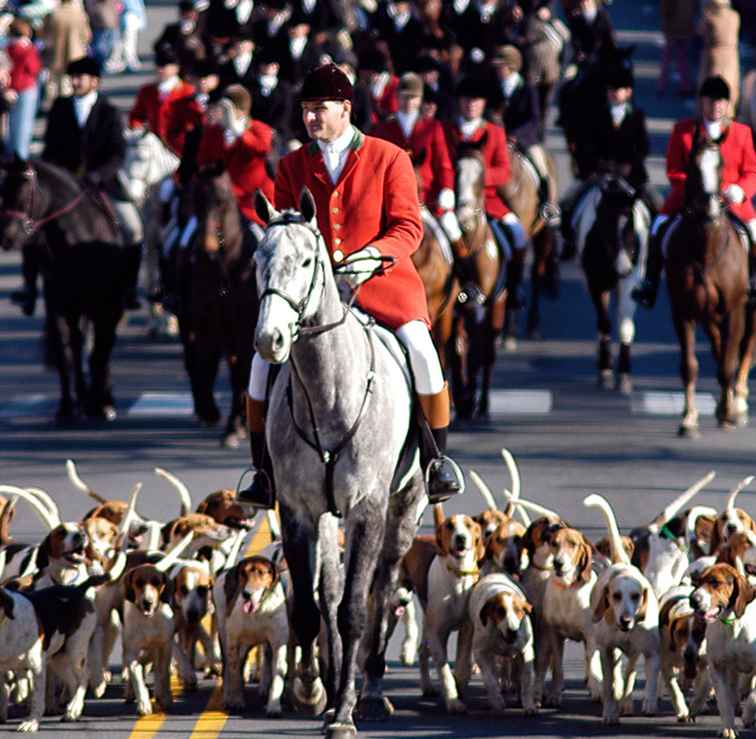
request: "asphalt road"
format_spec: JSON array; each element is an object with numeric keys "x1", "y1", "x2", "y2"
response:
[{"x1": 0, "y1": 1, "x2": 755, "y2": 736}]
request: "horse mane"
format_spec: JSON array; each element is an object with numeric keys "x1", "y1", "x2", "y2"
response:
[{"x1": 29, "y1": 158, "x2": 83, "y2": 195}]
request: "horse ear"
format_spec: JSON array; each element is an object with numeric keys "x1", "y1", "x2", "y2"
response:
[
  {"x1": 299, "y1": 187, "x2": 317, "y2": 223},
  {"x1": 254, "y1": 190, "x2": 277, "y2": 225}
]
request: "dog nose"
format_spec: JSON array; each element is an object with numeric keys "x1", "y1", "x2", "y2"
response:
[
  {"x1": 554, "y1": 558, "x2": 564, "y2": 573},
  {"x1": 453, "y1": 534, "x2": 467, "y2": 550},
  {"x1": 73, "y1": 532, "x2": 83, "y2": 546},
  {"x1": 503, "y1": 555, "x2": 519, "y2": 573},
  {"x1": 690, "y1": 592, "x2": 703, "y2": 609},
  {"x1": 505, "y1": 628, "x2": 519, "y2": 644},
  {"x1": 142, "y1": 598, "x2": 153, "y2": 611},
  {"x1": 727, "y1": 523, "x2": 738, "y2": 535},
  {"x1": 619, "y1": 616, "x2": 632, "y2": 629}
]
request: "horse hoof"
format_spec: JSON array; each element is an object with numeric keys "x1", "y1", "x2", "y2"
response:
[
  {"x1": 221, "y1": 431, "x2": 241, "y2": 449},
  {"x1": 356, "y1": 695, "x2": 394, "y2": 722},
  {"x1": 321, "y1": 708, "x2": 336, "y2": 733},
  {"x1": 718, "y1": 419, "x2": 737, "y2": 432},
  {"x1": 616, "y1": 374, "x2": 632, "y2": 396},
  {"x1": 326, "y1": 722, "x2": 357, "y2": 739},
  {"x1": 598, "y1": 370, "x2": 613, "y2": 390},
  {"x1": 502, "y1": 337, "x2": 518, "y2": 352},
  {"x1": 292, "y1": 678, "x2": 327, "y2": 716},
  {"x1": 677, "y1": 425, "x2": 701, "y2": 439}
]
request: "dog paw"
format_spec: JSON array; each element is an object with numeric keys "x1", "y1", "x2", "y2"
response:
[
  {"x1": 721, "y1": 729, "x2": 737, "y2": 739},
  {"x1": 265, "y1": 702, "x2": 282, "y2": 718},
  {"x1": 93, "y1": 681, "x2": 108, "y2": 699},
  {"x1": 421, "y1": 685, "x2": 438, "y2": 698},
  {"x1": 445, "y1": 698, "x2": 467, "y2": 714},
  {"x1": 543, "y1": 692, "x2": 562, "y2": 709},
  {"x1": 17, "y1": 719, "x2": 39, "y2": 732},
  {"x1": 400, "y1": 647, "x2": 417, "y2": 666},
  {"x1": 602, "y1": 708, "x2": 620, "y2": 725},
  {"x1": 677, "y1": 713, "x2": 693, "y2": 723},
  {"x1": 641, "y1": 699, "x2": 658, "y2": 716},
  {"x1": 523, "y1": 706, "x2": 538, "y2": 717},
  {"x1": 137, "y1": 700, "x2": 153, "y2": 716}
]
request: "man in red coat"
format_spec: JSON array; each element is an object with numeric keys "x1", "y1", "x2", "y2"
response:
[
  {"x1": 371, "y1": 72, "x2": 463, "y2": 247},
  {"x1": 633, "y1": 76, "x2": 756, "y2": 308},
  {"x1": 128, "y1": 45, "x2": 194, "y2": 143},
  {"x1": 197, "y1": 84, "x2": 275, "y2": 238},
  {"x1": 444, "y1": 76, "x2": 529, "y2": 305},
  {"x1": 240, "y1": 63, "x2": 464, "y2": 509}
]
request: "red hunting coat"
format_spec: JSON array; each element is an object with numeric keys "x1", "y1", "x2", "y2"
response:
[
  {"x1": 275, "y1": 129, "x2": 429, "y2": 329},
  {"x1": 164, "y1": 93, "x2": 206, "y2": 156},
  {"x1": 443, "y1": 120, "x2": 512, "y2": 219},
  {"x1": 198, "y1": 119, "x2": 275, "y2": 225},
  {"x1": 371, "y1": 116, "x2": 454, "y2": 212},
  {"x1": 129, "y1": 80, "x2": 195, "y2": 143},
  {"x1": 662, "y1": 118, "x2": 756, "y2": 221}
]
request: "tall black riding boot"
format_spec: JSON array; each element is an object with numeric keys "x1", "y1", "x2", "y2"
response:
[
  {"x1": 237, "y1": 396, "x2": 276, "y2": 509},
  {"x1": 631, "y1": 223, "x2": 666, "y2": 309},
  {"x1": 417, "y1": 382, "x2": 464, "y2": 504},
  {"x1": 123, "y1": 242, "x2": 143, "y2": 311},
  {"x1": 749, "y1": 245, "x2": 756, "y2": 307}
]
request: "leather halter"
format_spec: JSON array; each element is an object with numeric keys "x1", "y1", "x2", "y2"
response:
[{"x1": 0, "y1": 165, "x2": 85, "y2": 238}]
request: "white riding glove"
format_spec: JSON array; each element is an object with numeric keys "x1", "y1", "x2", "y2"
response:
[
  {"x1": 338, "y1": 246, "x2": 383, "y2": 288},
  {"x1": 439, "y1": 210, "x2": 463, "y2": 242},
  {"x1": 724, "y1": 184, "x2": 745, "y2": 205}
]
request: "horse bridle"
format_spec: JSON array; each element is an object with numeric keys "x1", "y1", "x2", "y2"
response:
[{"x1": 0, "y1": 165, "x2": 84, "y2": 237}]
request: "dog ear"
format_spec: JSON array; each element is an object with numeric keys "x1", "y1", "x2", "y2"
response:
[
  {"x1": 480, "y1": 601, "x2": 493, "y2": 627},
  {"x1": 516, "y1": 595, "x2": 533, "y2": 614},
  {"x1": 709, "y1": 516, "x2": 725, "y2": 554},
  {"x1": 503, "y1": 501, "x2": 515, "y2": 519},
  {"x1": 0, "y1": 588, "x2": 15, "y2": 620},
  {"x1": 196, "y1": 499, "x2": 209, "y2": 515},
  {"x1": 593, "y1": 582, "x2": 610, "y2": 623},
  {"x1": 124, "y1": 570, "x2": 137, "y2": 604},
  {"x1": 577, "y1": 537, "x2": 593, "y2": 583},
  {"x1": 473, "y1": 522, "x2": 486, "y2": 564},
  {"x1": 35, "y1": 534, "x2": 51, "y2": 572},
  {"x1": 435, "y1": 523, "x2": 449, "y2": 557},
  {"x1": 636, "y1": 585, "x2": 649, "y2": 621},
  {"x1": 731, "y1": 569, "x2": 755, "y2": 618},
  {"x1": 160, "y1": 574, "x2": 173, "y2": 604}
]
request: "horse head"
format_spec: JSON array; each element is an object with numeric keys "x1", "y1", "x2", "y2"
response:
[
  {"x1": 253, "y1": 187, "x2": 330, "y2": 364},
  {"x1": 0, "y1": 156, "x2": 37, "y2": 251},
  {"x1": 454, "y1": 134, "x2": 487, "y2": 235},
  {"x1": 121, "y1": 130, "x2": 179, "y2": 204},
  {"x1": 685, "y1": 135, "x2": 724, "y2": 222},
  {"x1": 194, "y1": 162, "x2": 242, "y2": 256}
]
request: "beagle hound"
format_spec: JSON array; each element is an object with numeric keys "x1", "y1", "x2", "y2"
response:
[
  {"x1": 196, "y1": 490, "x2": 254, "y2": 530},
  {"x1": 710, "y1": 508, "x2": 756, "y2": 554},
  {"x1": 690, "y1": 563, "x2": 756, "y2": 738},
  {"x1": 538, "y1": 525, "x2": 601, "y2": 706},
  {"x1": 465, "y1": 573, "x2": 536, "y2": 714},
  {"x1": 658, "y1": 585, "x2": 710, "y2": 722},
  {"x1": 481, "y1": 516, "x2": 529, "y2": 578},
  {"x1": 416, "y1": 510, "x2": 484, "y2": 713},
  {"x1": 213, "y1": 555, "x2": 288, "y2": 716}
]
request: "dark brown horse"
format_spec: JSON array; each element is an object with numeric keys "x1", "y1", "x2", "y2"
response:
[
  {"x1": 666, "y1": 135, "x2": 755, "y2": 437},
  {"x1": 0, "y1": 158, "x2": 128, "y2": 423},
  {"x1": 450, "y1": 142, "x2": 505, "y2": 420},
  {"x1": 501, "y1": 142, "x2": 559, "y2": 344},
  {"x1": 178, "y1": 164, "x2": 258, "y2": 447}
]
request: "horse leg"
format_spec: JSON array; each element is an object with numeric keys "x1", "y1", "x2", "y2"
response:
[
  {"x1": 476, "y1": 307, "x2": 499, "y2": 419},
  {"x1": 88, "y1": 306, "x2": 121, "y2": 421},
  {"x1": 616, "y1": 274, "x2": 639, "y2": 395},
  {"x1": 590, "y1": 285, "x2": 613, "y2": 389},
  {"x1": 329, "y1": 499, "x2": 387, "y2": 738},
  {"x1": 717, "y1": 307, "x2": 745, "y2": 429},
  {"x1": 222, "y1": 348, "x2": 249, "y2": 449},
  {"x1": 186, "y1": 329, "x2": 222, "y2": 426},
  {"x1": 735, "y1": 307, "x2": 756, "y2": 424},
  {"x1": 359, "y1": 474, "x2": 425, "y2": 722},
  {"x1": 674, "y1": 315, "x2": 700, "y2": 437},
  {"x1": 67, "y1": 314, "x2": 89, "y2": 419},
  {"x1": 279, "y1": 507, "x2": 326, "y2": 716},
  {"x1": 450, "y1": 314, "x2": 472, "y2": 421},
  {"x1": 47, "y1": 311, "x2": 77, "y2": 422}
]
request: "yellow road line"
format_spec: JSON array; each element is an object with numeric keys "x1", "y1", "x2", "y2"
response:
[
  {"x1": 184, "y1": 514, "x2": 275, "y2": 738},
  {"x1": 126, "y1": 675, "x2": 182, "y2": 738}
]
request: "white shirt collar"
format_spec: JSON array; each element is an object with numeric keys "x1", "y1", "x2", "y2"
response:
[
  {"x1": 500, "y1": 72, "x2": 521, "y2": 98},
  {"x1": 396, "y1": 110, "x2": 418, "y2": 138},
  {"x1": 458, "y1": 116, "x2": 482, "y2": 139},
  {"x1": 234, "y1": 51, "x2": 253, "y2": 74},
  {"x1": 610, "y1": 102, "x2": 628, "y2": 126},
  {"x1": 236, "y1": 0, "x2": 253, "y2": 22},
  {"x1": 370, "y1": 72, "x2": 390, "y2": 100},
  {"x1": 290, "y1": 36, "x2": 307, "y2": 58},
  {"x1": 73, "y1": 90, "x2": 98, "y2": 127},
  {"x1": 317, "y1": 125, "x2": 354, "y2": 184},
  {"x1": 705, "y1": 118, "x2": 723, "y2": 139},
  {"x1": 158, "y1": 76, "x2": 180, "y2": 97}
]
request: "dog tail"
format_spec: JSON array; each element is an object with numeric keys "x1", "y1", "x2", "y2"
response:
[
  {"x1": 470, "y1": 470, "x2": 499, "y2": 512},
  {"x1": 511, "y1": 497, "x2": 559, "y2": 523},
  {"x1": 154, "y1": 467, "x2": 192, "y2": 517},
  {"x1": 500, "y1": 448, "x2": 521, "y2": 506},
  {"x1": 726, "y1": 476, "x2": 755, "y2": 513},
  {"x1": 583, "y1": 493, "x2": 630, "y2": 566},
  {"x1": 649, "y1": 471, "x2": 716, "y2": 533},
  {"x1": 433, "y1": 503, "x2": 445, "y2": 529},
  {"x1": 66, "y1": 460, "x2": 107, "y2": 504}
]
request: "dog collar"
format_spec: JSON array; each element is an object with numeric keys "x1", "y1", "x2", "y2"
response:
[
  {"x1": 530, "y1": 561, "x2": 553, "y2": 572},
  {"x1": 719, "y1": 612, "x2": 736, "y2": 626},
  {"x1": 660, "y1": 524, "x2": 686, "y2": 551},
  {"x1": 447, "y1": 564, "x2": 479, "y2": 579}
]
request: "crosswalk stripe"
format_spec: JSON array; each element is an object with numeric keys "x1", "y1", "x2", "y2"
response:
[
  {"x1": 127, "y1": 392, "x2": 198, "y2": 417},
  {"x1": 488, "y1": 389, "x2": 553, "y2": 416},
  {"x1": 631, "y1": 391, "x2": 717, "y2": 416},
  {"x1": 0, "y1": 393, "x2": 55, "y2": 418}
]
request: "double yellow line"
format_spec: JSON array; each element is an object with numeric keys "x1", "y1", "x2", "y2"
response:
[{"x1": 127, "y1": 518, "x2": 274, "y2": 738}]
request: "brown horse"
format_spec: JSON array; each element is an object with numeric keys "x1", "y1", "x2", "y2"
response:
[
  {"x1": 501, "y1": 142, "x2": 559, "y2": 345},
  {"x1": 665, "y1": 135, "x2": 755, "y2": 437},
  {"x1": 177, "y1": 164, "x2": 258, "y2": 447},
  {"x1": 450, "y1": 142, "x2": 505, "y2": 420},
  {"x1": 408, "y1": 149, "x2": 459, "y2": 365}
]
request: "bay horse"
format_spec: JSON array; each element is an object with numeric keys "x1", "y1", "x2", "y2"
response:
[
  {"x1": 501, "y1": 142, "x2": 559, "y2": 344},
  {"x1": 451, "y1": 140, "x2": 505, "y2": 420},
  {"x1": 0, "y1": 157, "x2": 128, "y2": 422},
  {"x1": 252, "y1": 189, "x2": 426, "y2": 738},
  {"x1": 665, "y1": 134, "x2": 755, "y2": 437},
  {"x1": 177, "y1": 164, "x2": 257, "y2": 448},
  {"x1": 577, "y1": 173, "x2": 652, "y2": 393}
]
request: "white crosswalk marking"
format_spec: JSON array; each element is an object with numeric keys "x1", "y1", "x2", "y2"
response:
[
  {"x1": 631, "y1": 391, "x2": 717, "y2": 417},
  {"x1": 488, "y1": 389, "x2": 553, "y2": 416},
  {"x1": 0, "y1": 393, "x2": 56, "y2": 418},
  {"x1": 127, "y1": 391, "x2": 197, "y2": 417}
]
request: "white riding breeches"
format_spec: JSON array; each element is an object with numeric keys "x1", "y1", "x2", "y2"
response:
[
  {"x1": 112, "y1": 198, "x2": 144, "y2": 244},
  {"x1": 247, "y1": 320, "x2": 445, "y2": 401},
  {"x1": 748, "y1": 219, "x2": 756, "y2": 243}
]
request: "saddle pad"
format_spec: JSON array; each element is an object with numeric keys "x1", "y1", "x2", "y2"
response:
[
  {"x1": 572, "y1": 184, "x2": 603, "y2": 256},
  {"x1": 420, "y1": 206, "x2": 454, "y2": 265},
  {"x1": 349, "y1": 307, "x2": 420, "y2": 493}
]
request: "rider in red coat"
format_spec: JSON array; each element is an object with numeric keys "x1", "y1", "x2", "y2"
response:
[
  {"x1": 128, "y1": 45, "x2": 194, "y2": 143},
  {"x1": 197, "y1": 85, "x2": 275, "y2": 229},
  {"x1": 371, "y1": 72, "x2": 464, "y2": 248},
  {"x1": 239, "y1": 64, "x2": 464, "y2": 510},
  {"x1": 633, "y1": 76, "x2": 756, "y2": 308}
]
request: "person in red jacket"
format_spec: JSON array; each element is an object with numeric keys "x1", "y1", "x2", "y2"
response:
[
  {"x1": 239, "y1": 64, "x2": 464, "y2": 509},
  {"x1": 128, "y1": 45, "x2": 194, "y2": 143},
  {"x1": 444, "y1": 75, "x2": 529, "y2": 305},
  {"x1": 5, "y1": 19, "x2": 42, "y2": 159},
  {"x1": 633, "y1": 75, "x2": 756, "y2": 308},
  {"x1": 371, "y1": 72, "x2": 463, "y2": 247},
  {"x1": 197, "y1": 84, "x2": 274, "y2": 241}
]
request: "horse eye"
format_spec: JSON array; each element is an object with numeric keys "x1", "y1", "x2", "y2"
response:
[{"x1": 302, "y1": 258, "x2": 312, "y2": 268}]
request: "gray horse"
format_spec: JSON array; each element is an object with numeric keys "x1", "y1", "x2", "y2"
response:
[{"x1": 253, "y1": 188, "x2": 427, "y2": 738}]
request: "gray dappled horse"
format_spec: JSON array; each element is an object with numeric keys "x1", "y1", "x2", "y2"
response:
[{"x1": 253, "y1": 188, "x2": 426, "y2": 738}]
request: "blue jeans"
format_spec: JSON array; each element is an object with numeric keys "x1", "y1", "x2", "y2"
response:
[
  {"x1": 7, "y1": 84, "x2": 39, "y2": 159},
  {"x1": 91, "y1": 28, "x2": 115, "y2": 66}
]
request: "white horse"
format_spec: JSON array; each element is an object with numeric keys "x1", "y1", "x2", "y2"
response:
[{"x1": 253, "y1": 188, "x2": 426, "y2": 738}]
